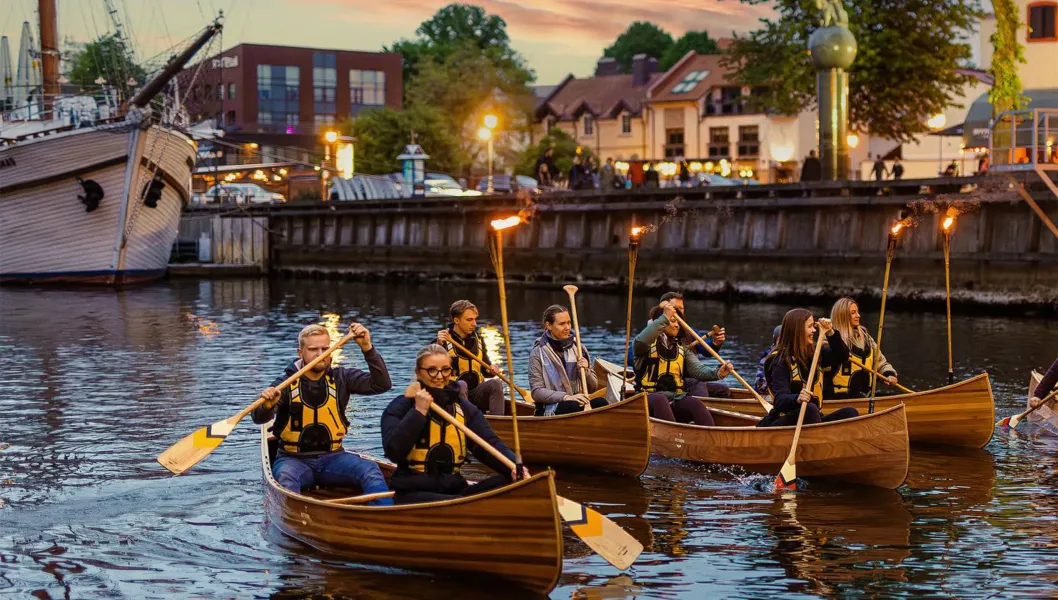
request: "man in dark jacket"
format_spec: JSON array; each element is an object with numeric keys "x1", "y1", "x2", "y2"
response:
[
  {"x1": 800, "y1": 150, "x2": 822, "y2": 182},
  {"x1": 254, "y1": 323, "x2": 393, "y2": 504},
  {"x1": 435, "y1": 299, "x2": 505, "y2": 415}
]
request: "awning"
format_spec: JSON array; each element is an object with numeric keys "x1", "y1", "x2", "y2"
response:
[{"x1": 962, "y1": 88, "x2": 1058, "y2": 151}]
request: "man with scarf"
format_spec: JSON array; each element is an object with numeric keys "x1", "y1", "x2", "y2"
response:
[
  {"x1": 381, "y1": 344, "x2": 527, "y2": 504},
  {"x1": 633, "y1": 301, "x2": 733, "y2": 425},
  {"x1": 434, "y1": 300, "x2": 506, "y2": 415},
  {"x1": 527, "y1": 304, "x2": 609, "y2": 416}
]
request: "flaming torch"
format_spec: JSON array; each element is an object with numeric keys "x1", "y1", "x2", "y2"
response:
[
  {"x1": 868, "y1": 221, "x2": 905, "y2": 413},
  {"x1": 942, "y1": 212, "x2": 956, "y2": 385},
  {"x1": 488, "y1": 214, "x2": 524, "y2": 476},
  {"x1": 621, "y1": 226, "x2": 646, "y2": 394}
]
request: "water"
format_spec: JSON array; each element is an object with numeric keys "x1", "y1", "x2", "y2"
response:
[{"x1": 1, "y1": 278, "x2": 1057, "y2": 599}]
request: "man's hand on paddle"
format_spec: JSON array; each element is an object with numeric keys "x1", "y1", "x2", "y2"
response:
[
  {"x1": 437, "y1": 329, "x2": 451, "y2": 345},
  {"x1": 349, "y1": 323, "x2": 372, "y2": 351},
  {"x1": 261, "y1": 387, "x2": 281, "y2": 410},
  {"x1": 711, "y1": 327, "x2": 726, "y2": 346},
  {"x1": 718, "y1": 361, "x2": 734, "y2": 378}
]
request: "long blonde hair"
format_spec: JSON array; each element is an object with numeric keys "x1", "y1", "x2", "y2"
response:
[{"x1": 830, "y1": 297, "x2": 865, "y2": 349}]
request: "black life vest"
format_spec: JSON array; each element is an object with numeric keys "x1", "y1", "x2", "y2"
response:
[{"x1": 278, "y1": 374, "x2": 348, "y2": 454}]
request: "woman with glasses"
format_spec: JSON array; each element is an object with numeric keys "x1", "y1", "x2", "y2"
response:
[
  {"x1": 381, "y1": 344, "x2": 529, "y2": 504},
  {"x1": 528, "y1": 304, "x2": 609, "y2": 417}
]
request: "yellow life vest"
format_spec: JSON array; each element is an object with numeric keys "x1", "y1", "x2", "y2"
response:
[
  {"x1": 765, "y1": 350, "x2": 824, "y2": 403},
  {"x1": 830, "y1": 331, "x2": 875, "y2": 397},
  {"x1": 279, "y1": 374, "x2": 347, "y2": 454},
  {"x1": 444, "y1": 332, "x2": 489, "y2": 390},
  {"x1": 406, "y1": 401, "x2": 467, "y2": 474},
  {"x1": 639, "y1": 340, "x2": 685, "y2": 393}
]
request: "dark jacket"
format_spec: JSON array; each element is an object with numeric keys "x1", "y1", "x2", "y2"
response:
[
  {"x1": 800, "y1": 157, "x2": 822, "y2": 182},
  {"x1": 765, "y1": 332, "x2": 849, "y2": 417},
  {"x1": 252, "y1": 348, "x2": 393, "y2": 454},
  {"x1": 381, "y1": 383, "x2": 515, "y2": 494},
  {"x1": 1038, "y1": 356, "x2": 1058, "y2": 400},
  {"x1": 435, "y1": 325, "x2": 493, "y2": 367}
]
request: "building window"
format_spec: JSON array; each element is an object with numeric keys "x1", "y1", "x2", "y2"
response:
[
  {"x1": 1029, "y1": 3, "x2": 1057, "y2": 41},
  {"x1": 313, "y1": 52, "x2": 337, "y2": 116},
  {"x1": 227, "y1": 110, "x2": 235, "y2": 124},
  {"x1": 314, "y1": 114, "x2": 335, "y2": 129},
  {"x1": 738, "y1": 125, "x2": 760, "y2": 157},
  {"x1": 671, "y1": 69, "x2": 709, "y2": 94},
  {"x1": 621, "y1": 114, "x2": 632, "y2": 135},
  {"x1": 583, "y1": 115, "x2": 594, "y2": 136},
  {"x1": 216, "y1": 84, "x2": 224, "y2": 100},
  {"x1": 709, "y1": 127, "x2": 730, "y2": 157},
  {"x1": 350, "y1": 69, "x2": 385, "y2": 105},
  {"x1": 257, "y1": 64, "x2": 300, "y2": 132},
  {"x1": 228, "y1": 82, "x2": 236, "y2": 100},
  {"x1": 665, "y1": 129, "x2": 685, "y2": 158}
]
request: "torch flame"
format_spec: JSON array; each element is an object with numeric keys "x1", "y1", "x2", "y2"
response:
[
  {"x1": 631, "y1": 226, "x2": 644, "y2": 237},
  {"x1": 891, "y1": 223, "x2": 903, "y2": 235},
  {"x1": 943, "y1": 216, "x2": 954, "y2": 231},
  {"x1": 491, "y1": 216, "x2": 521, "y2": 231}
]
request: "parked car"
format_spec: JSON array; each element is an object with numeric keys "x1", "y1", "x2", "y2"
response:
[
  {"x1": 202, "y1": 183, "x2": 286, "y2": 204},
  {"x1": 476, "y1": 175, "x2": 540, "y2": 194},
  {"x1": 387, "y1": 172, "x2": 482, "y2": 197}
]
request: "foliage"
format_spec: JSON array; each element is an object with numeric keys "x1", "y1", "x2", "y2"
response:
[
  {"x1": 602, "y1": 22, "x2": 674, "y2": 73},
  {"x1": 658, "y1": 31, "x2": 721, "y2": 71},
  {"x1": 989, "y1": 0, "x2": 1027, "y2": 116},
  {"x1": 515, "y1": 128, "x2": 596, "y2": 179},
  {"x1": 724, "y1": 0, "x2": 985, "y2": 142},
  {"x1": 340, "y1": 105, "x2": 464, "y2": 176},
  {"x1": 67, "y1": 34, "x2": 145, "y2": 88}
]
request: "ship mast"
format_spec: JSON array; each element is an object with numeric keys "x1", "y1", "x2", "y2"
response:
[
  {"x1": 130, "y1": 14, "x2": 222, "y2": 109},
  {"x1": 38, "y1": 0, "x2": 59, "y2": 118}
]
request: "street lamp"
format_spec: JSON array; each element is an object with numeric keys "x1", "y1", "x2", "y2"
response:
[
  {"x1": 478, "y1": 125, "x2": 494, "y2": 193},
  {"x1": 322, "y1": 130, "x2": 339, "y2": 201},
  {"x1": 929, "y1": 113, "x2": 947, "y2": 175}
]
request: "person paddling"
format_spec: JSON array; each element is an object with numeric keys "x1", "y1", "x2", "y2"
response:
[
  {"x1": 435, "y1": 300, "x2": 506, "y2": 415},
  {"x1": 633, "y1": 301, "x2": 733, "y2": 425},
  {"x1": 381, "y1": 344, "x2": 528, "y2": 504},
  {"x1": 826, "y1": 297, "x2": 898, "y2": 399},
  {"x1": 528, "y1": 304, "x2": 608, "y2": 416},
  {"x1": 254, "y1": 323, "x2": 394, "y2": 505},
  {"x1": 758, "y1": 309, "x2": 859, "y2": 427},
  {"x1": 1030, "y1": 356, "x2": 1058, "y2": 415}
]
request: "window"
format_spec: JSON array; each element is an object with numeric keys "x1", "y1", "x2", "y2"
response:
[
  {"x1": 350, "y1": 69, "x2": 386, "y2": 105},
  {"x1": 314, "y1": 114, "x2": 335, "y2": 129},
  {"x1": 257, "y1": 64, "x2": 300, "y2": 132},
  {"x1": 709, "y1": 127, "x2": 730, "y2": 157},
  {"x1": 738, "y1": 125, "x2": 759, "y2": 157},
  {"x1": 665, "y1": 129, "x2": 685, "y2": 158},
  {"x1": 313, "y1": 52, "x2": 336, "y2": 115},
  {"x1": 671, "y1": 70, "x2": 709, "y2": 94},
  {"x1": 228, "y1": 83, "x2": 236, "y2": 100},
  {"x1": 582, "y1": 115, "x2": 594, "y2": 136},
  {"x1": 216, "y1": 84, "x2": 224, "y2": 100},
  {"x1": 227, "y1": 110, "x2": 235, "y2": 124},
  {"x1": 1029, "y1": 3, "x2": 1057, "y2": 41},
  {"x1": 621, "y1": 114, "x2": 632, "y2": 135}
]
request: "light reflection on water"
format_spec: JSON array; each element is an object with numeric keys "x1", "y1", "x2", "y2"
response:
[{"x1": 1, "y1": 278, "x2": 1057, "y2": 599}]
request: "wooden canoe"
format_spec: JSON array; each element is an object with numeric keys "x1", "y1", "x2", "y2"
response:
[
  {"x1": 650, "y1": 404, "x2": 911, "y2": 489},
  {"x1": 486, "y1": 393, "x2": 651, "y2": 477},
  {"x1": 702, "y1": 373, "x2": 995, "y2": 448},
  {"x1": 260, "y1": 427, "x2": 563, "y2": 595}
]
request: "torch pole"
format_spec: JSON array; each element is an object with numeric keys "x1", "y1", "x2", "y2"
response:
[
  {"x1": 868, "y1": 232, "x2": 897, "y2": 413},
  {"x1": 621, "y1": 236, "x2": 641, "y2": 395},
  {"x1": 491, "y1": 229, "x2": 522, "y2": 476},
  {"x1": 943, "y1": 229, "x2": 954, "y2": 385}
]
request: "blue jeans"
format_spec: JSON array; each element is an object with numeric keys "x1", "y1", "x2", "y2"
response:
[{"x1": 272, "y1": 449, "x2": 394, "y2": 506}]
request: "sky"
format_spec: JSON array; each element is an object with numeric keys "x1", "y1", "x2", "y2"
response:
[{"x1": 2, "y1": 0, "x2": 775, "y2": 84}]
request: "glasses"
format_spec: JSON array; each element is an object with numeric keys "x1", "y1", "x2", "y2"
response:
[{"x1": 420, "y1": 366, "x2": 454, "y2": 378}]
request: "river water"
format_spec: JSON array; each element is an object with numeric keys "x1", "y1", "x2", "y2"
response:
[{"x1": 1, "y1": 278, "x2": 1056, "y2": 599}]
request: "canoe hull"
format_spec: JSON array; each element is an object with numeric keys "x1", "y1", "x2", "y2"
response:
[
  {"x1": 651, "y1": 404, "x2": 910, "y2": 489},
  {"x1": 260, "y1": 428, "x2": 563, "y2": 595},
  {"x1": 487, "y1": 393, "x2": 651, "y2": 477},
  {"x1": 711, "y1": 373, "x2": 995, "y2": 448}
]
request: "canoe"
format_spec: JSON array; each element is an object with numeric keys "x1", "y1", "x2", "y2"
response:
[
  {"x1": 703, "y1": 373, "x2": 996, "y2": 449},
  {"x1": 486, "y1": 392, "x2": 651, "y2": 477},
  {"x1": 650, "y1": 404, "x2": 911, "y2": 489},
  {"x1": 260, "y1": 426, "x2": 563, "y2": 595},
  {"x1": 1028, "y1": 370, "x2": 1058, "y2": 429}
]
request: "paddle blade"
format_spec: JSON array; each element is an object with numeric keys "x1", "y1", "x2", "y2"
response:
[
  {"x1": 557, "y1": 496, "x2": 642, "y2": 571},
  {"x1": 1007, "y1": 413, "x2": 1023, "y2": 429},
  {"x1": 996, "y1": 415, "x2": 1011, "y2": 428},
  {"x1": 774, "y1": 460, "x2": 798, "y2": 491},
  {"x1": 157, "y1": 415, "x2": 240, "y2": 475}
]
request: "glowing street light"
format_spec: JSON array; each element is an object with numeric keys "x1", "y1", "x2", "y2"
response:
[
  {"x1": 479, "y1": 126, "x2": 495, "y2": 193},
  {"x1": 484, "y1": 113, "x2": 499, "y2": 130}
]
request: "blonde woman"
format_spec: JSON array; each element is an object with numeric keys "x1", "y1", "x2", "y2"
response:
[{"x1": 826, "y1": 297, "x2": 898, "y2": 399}]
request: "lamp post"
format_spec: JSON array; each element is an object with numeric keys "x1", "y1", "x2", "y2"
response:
[
  {"x1": 489, "y1": 215, "x2": 524, "y2": 476},
  {"x1": 322, "y1": 130, "x2": 338, "y2": 201},
  {"x1": 942, "y1": 212, "x2": 956, "y2": 385},
  {"x1": 929, "y1": 113, "x2": 947, "y2": 175},
  {"x1": 480, "y1": 114, "x2": 498, "y2": 193}
]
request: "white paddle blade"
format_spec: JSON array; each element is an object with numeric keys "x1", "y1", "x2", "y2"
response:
[
  {"x1": 775, "y1": 460, "x2": 798, "y2": 491},
  {"x1": 557, "y1": 496, "x2": 643, "y2": 571}
]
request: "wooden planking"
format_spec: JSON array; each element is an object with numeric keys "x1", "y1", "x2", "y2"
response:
[
  {"x1": 261, "y1": 429, "x2": 562, "y2": 595},
  {"x1": 486, "y1": 393, "x2": 652, "y2": 477},
  {"x1": 703, "y1": 373, "x2": 996, "y2": 448},
  {"x1": 650, "y1": 404, "x2": 910, "y2": 489}
]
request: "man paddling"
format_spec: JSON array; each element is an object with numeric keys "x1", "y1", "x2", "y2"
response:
[
  {"x1": 254, "y1": 323, "x2": 394, "y2": 505},
  {"x1": 434, "y1": 300, "x2": 506, "y2": 415},
  {"x1": 644, "y1": 292, "x2": 732, "y2": 399}
]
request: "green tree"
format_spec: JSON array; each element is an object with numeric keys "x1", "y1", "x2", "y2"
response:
[
  {"x1": 725, "y1": 0, "x2": 984, "y2": 142},
  {"x1": 67, "y1": 34, "x2": 145, "y2": 88},
  {"x1": 602, "y1": 22, "x2": 674, "y2": 73},
  {"x1": 515, "y1": 128, "x2": 596, "y2": 180},
  {"x1": 341, "y1": 105, "x2": 464, "y2": 176},
  {"x1": 659, "y1": 31, "x2": 721, "y2": 71},
  {"x1": 989, "y1": 0, "x2": 1027, "y2": 116}
]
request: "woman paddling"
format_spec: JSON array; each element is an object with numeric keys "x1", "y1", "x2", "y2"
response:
[
  {"x1": 633, "y1": 301, "x2": 733, "y2": 425},
  {"x1": 527, "y1": 304, "x2": 608, "y2": 416},
  {"x1": 826, "y1": 297, "x2": 899, "y2": 399},
  {"x1": 381, "y1": 344, "x2": 527, "y2": 504},
  {"x1": 759, "y1": 308, "x2": 859, "y2": 427}
]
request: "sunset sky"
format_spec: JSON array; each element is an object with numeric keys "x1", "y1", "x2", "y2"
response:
[{"x1": 3, "y1": 0, "x2": 775, "y2": 84}]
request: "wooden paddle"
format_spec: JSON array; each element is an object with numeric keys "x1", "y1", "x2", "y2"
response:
[
  {"x1": 671, "y1": 313, "x2": 774, "y2": 413},
  {"x1": 445, "y1": 337, "x2": 534, "y2": 404},
  {"x1": 425, "y1": 402, "x2": 642, "y2": 570},
  {"x1": 847, "y1": 356, "x2": 914, "y2": 394},
  {"x1": 326, "y1": 491, "x2": 396, "y2": 505},
  {"x1": 774, "y1": 324, "x2": 826, "y2": 491},
  {"x1": 997, "y1": 386, "x2": 1058, "y2": 429},
  {"x1": 158, "y1": 330, "x2": 360, "y2": 475},
  {"x1": 563, "y1": 285, "x2": 594, "y2": 411}
]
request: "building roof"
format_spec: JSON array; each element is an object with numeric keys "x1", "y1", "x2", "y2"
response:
[
  {"x1": 648, "y1": 52, "x2": 734, "y2": 103},
  {"x1": 534, "y1": 72, "x2": 660, "y2": 121}
]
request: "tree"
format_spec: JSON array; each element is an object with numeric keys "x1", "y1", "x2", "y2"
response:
[
  {"x1": 989, "y1": 0, "x2": 1027, "y2": 116},
  {"x1": 515, "y1": 128, "x2": 596, "y2": 180},
  {"x1": 725, "y1": 0, "x2": 985, "y2": 142},
  {"x1": 67, "y1": 34, "x2": 145, "y2": 88},
  {"x1": 659, "y1": 31, "x2": 721, "y2": 71},
  {"x1": 602, "y1": 22, "x2": 674, "y2": 73},
  {"x1": 340, "y1": 105, "x2": 464, "y2": 176}
]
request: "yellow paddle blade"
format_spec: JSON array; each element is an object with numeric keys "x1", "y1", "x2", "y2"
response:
[
  {"x1": 775, "y1": 460, "x2": 798, "y2": 491},
  {"x1": 557, "y1": 496, "x2": 643, "y2": 570},
  {"x1": 157, "y1": 415, "x2": 240, "y2": 475}
]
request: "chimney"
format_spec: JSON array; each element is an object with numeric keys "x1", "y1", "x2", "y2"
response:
[
  {"x1": 632, "y1": 54, "x2": 657, "y2": 87},
  {"x1": 595, "y1": 57, "x2": 620, "y2": 77}
]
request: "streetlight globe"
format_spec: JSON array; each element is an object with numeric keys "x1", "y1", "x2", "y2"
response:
[
  {"x1": 324, "y1": 130, "x2": 338, "y2": 144},
  {"x1": 477, "y1": 126, "x2": 492, "y2": 141},
  {"x1": 484, "y1": 114, "x2": 499, "y2": 129},
  {"x1": 928, "y1": 114, "x2": 947, "y2": 130}
]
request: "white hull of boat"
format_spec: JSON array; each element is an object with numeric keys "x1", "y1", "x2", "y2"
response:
[{"x1": 0, "y1": 124, "x2": 195, "y2": 284}]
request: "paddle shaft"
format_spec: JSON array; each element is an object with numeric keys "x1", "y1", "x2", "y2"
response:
[
  {"x1": 847, "y1": 356, "x2": 913, "y2": 394},
  {"x1": 327, "y1": 491, "x2": 396, "y2": 505},
  {"x1": 621, "y1": 239, "x2": 640, "y2": 393},
  {"x1": 563, "y1": 285, "x2": 592, "y2": 410},
  {"x1": 445, "y1": 337, "x2": 531, "y2": 402},
  {"x1": 783, "y1": 327, "x2": 827, "y2": 467},
  {"x1": 1013, "y1": 386, "x2": 1058, "y2": 423},
  {"x1": 672, "y1": 313, "x2": 774, "y2": 413},
  {"x1": 491, "y1": 230, "x2": 522, "y2": 466},
  {"x1": 870, "y1": 235, "x2": 897, "y2": 412}
]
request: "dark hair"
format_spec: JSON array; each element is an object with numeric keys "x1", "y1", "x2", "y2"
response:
[
  {"x1": 776, "y1": 308, "x2": 815, "y2": 370},
  {"x1": 542, "y1": 304, "x2": 569, "y2": 326},
  {"x1": 449, "y1": 300, "x2": 478, "y2": 320},
  {"x1": 660, "y1": 291, "x2": 683, "y2": 303}
]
